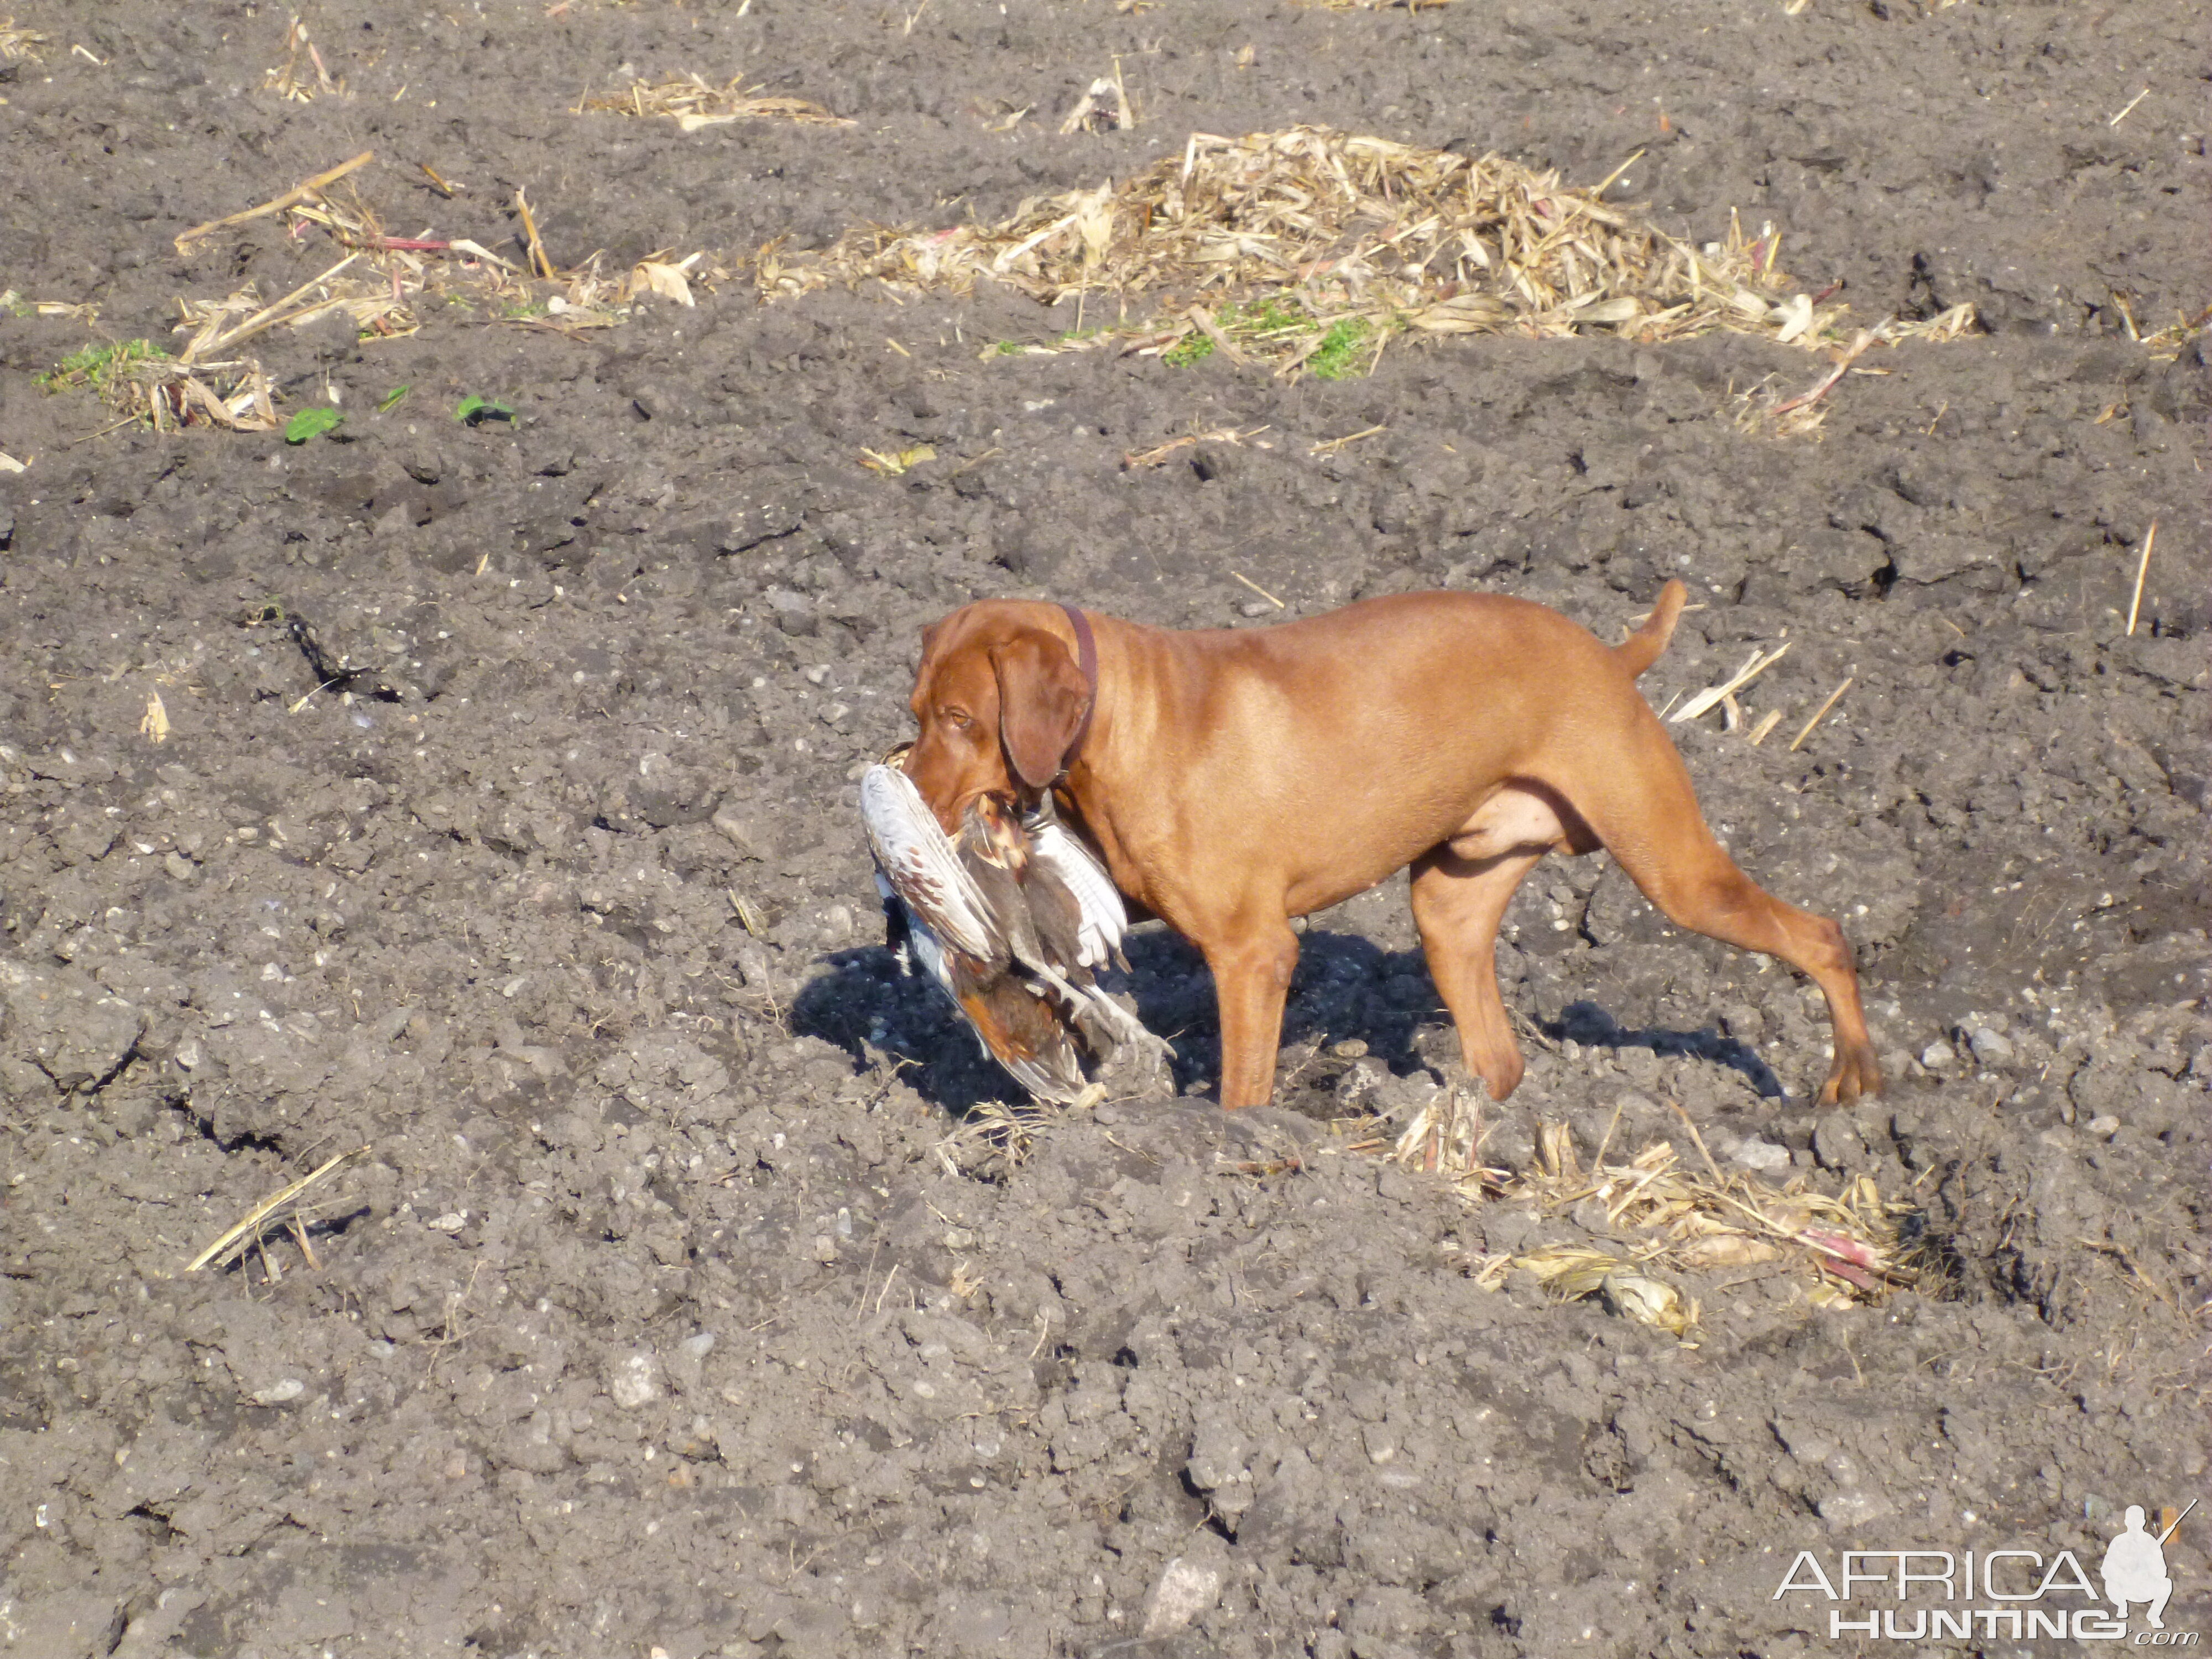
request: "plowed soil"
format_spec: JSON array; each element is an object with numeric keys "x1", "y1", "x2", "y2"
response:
[{"x1": 1, "y1": 2, "x2": 2205, "y2": 1656}]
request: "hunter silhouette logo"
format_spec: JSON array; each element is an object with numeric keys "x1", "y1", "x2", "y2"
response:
[
  {"x1": 2104, "y1": 1504, "x2": 2190, "y2": 1632},
  {"x1": 1773, "y1": 1499, "x2": 2199, "y2": 1644}
]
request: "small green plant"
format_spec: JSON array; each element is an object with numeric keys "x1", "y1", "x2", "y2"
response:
[
  {"x1": 1308, "y1": 316, "x2": 1375, "y2": 380},
  {"x1": 1219, "y1": 295, "x2": 1308, "y2": 335},
  {"x1": 1161, "y1": 296, "x2": 1334, "y2": 371},
  {"x1": 454, "y1": 394, "x2": 516, "y2": 426},
  {"x1": 1162, "y1": 331, "x2": 1215, "y2": 368},
  {"x1": 377, "y1": 384, "x2": 411, "y2": 414},
  {"x1": 35, "y1": 337, "x2": 169, "y2": 395},
  {"x1": 993, "y1": 339, "x2": 1024, "y2": 356},
  {"x1": 283, "y1": 406, "x2": 344, "y2": 444}
]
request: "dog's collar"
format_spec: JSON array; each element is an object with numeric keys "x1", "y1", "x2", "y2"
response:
[{"x1": 1058, "y1": 602, "x2": 1098, "y2": 770}]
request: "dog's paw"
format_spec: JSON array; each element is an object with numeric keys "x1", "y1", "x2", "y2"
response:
[{"x1": 1817, "y1": 1044, "x2": 1884, "y2": 1105}]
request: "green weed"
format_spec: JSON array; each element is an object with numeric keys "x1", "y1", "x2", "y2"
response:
[
  {"x1": 1218, "y1": 295, "x2": 1309, "y2": 336},
  {"x1": 1162, "y1": 331, "x2": 1214, "y2": 368},
  {"x1": 35, "y1": 338, "x2": 169, "y2": 395},
  {"x1": 284, "y1": 406, "x2": 344, "y2": 444},
  {"x1": 455, "y1": 394, "x2": 516, "y2": 425},
  {"x1": 1307, "y1": 317, "x2": 1375, "y2": 380}
]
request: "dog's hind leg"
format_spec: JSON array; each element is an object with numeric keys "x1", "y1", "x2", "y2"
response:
[
  {"x1": 1540, "y1": 705, "x2": 1882, "y2": 1105},
  {"x1": 1411, "y1": 845, "x2": 1547, "y2": 1101}
]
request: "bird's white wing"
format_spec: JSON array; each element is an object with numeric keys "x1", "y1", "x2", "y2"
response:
[
  {"x1": 859, "y1": 765, "x2": 998, "y2": 962},
  {"x1": 1028, "y1": 821, "x2": 1127, "y2": 969},
  {"x1": 902, "y1": 906, "x2": 952, "y2": 998}
]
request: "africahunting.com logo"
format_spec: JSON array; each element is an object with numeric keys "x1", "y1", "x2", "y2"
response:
[{"x1": 1775, "y1": 1501, "x2": 2198, "y2": 1644}]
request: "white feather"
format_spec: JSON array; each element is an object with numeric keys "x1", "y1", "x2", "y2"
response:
[
  {"x1": 858, "y1": 765, "x2": 998, "y2": 962},
  {"x1": 902, "y1": 907, "x2": 950, "y2": 998},
  {"x1": 1029, "y1": 820, "x2": 1126, "y2": 968}
]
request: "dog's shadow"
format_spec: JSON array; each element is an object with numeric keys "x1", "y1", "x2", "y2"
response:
[
  {"x1": 790, "y1": 924, "x2": 1785, "y2": 1114},
  {"x1": 1547, "y1": 999, "x2": 1785, "y2": 1099}
]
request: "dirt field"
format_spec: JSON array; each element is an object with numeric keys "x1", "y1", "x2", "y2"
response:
[{"x1": 1, "y1": 1, "x2": 2205, "y2": 1655}]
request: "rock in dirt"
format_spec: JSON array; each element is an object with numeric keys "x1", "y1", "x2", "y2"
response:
[{"x1": 1141, "y1": 1552, "x2": 1227, "y2": 1638}]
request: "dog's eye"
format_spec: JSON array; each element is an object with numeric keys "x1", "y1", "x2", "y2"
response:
[{"x1": 940, "y1": 708, "x2": 973, "y2": 732}]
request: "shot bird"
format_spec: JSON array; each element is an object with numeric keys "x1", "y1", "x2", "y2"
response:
[{"x1": 860, "y1": 759, "x2": 1163, "y2": 1102}]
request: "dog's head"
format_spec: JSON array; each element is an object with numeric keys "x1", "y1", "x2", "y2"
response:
[{"x1": 904, "y1": 602, "x2": 1091, "y2": 833}]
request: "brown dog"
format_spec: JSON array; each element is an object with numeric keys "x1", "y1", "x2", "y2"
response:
[{"x1": 902, "y1": 586, "x2": 1881, "y2": 1109}]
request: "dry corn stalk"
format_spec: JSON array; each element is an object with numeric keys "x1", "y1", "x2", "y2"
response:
[
  {"x1": 1059, "y1": 61, "x2": 1134, "y2": 135},
  {"x1": 264, "y1": 12, "x2": 341, "y2": 102},
  {"x1": 53, "y1": 145, "x2": 736, "y2": 435},
  {"x1": 582, "y1": 74, "x2": 852, "y2": 131},
  {"x1": 186, "y1": 1146, "x2": 369, "y2": 1272},
  {"x1": 630, "y1": 252, "x2": 705, "y2": 306},
  {"x1": 0, "y1": 15, "x2": 46, "y2": 62},
  {"x1": 759, "y1": 125, "x2": 1959, "y2": 378},
  {"x1": 1734, "y1": 307, "x2": 1973, "y2": 436},
  {"x1": 1512, "y1": 1244, "x2": 1697, "y2": 1337},
  {"x1": 1385, "y1": 1103, "x2": 1922, "y2": 1307},
  {"x1": 41, "y1": 340, "x2": 280, "y2": 435}
]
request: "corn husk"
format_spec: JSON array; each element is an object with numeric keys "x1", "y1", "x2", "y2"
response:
[{"x1": 1373, "y1": 1089, "x2": 1927, "y2": 1319}]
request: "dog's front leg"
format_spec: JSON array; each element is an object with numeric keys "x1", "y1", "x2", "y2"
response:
[{"x1": 1202, "y1": 922, "x2": 1300, "y2": 1108}]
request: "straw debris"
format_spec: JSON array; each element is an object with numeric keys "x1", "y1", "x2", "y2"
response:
[
  {"x1": 169, "y1": 151, "x2": 726, "y2": 328},
  {"x1": 760, "y1": 126, "x2": 1973, "y2": 385},
  {"x1": 2138, "y1": 304, "x2": 2210, "y2": 362},
  {"x1": 1121, "y1": 425, "x2": 1265, "y2": 468},
  {"x1": 581, "y1": 73, "x2": 853, "y2": 131},
  {"x1": 1731, "y1": 308, "x2": 1973, "y2": 436},
  {"x1": 1787, "y1": 675, "x2": 1853, "y2": 751},
  {"x1": 263, "y1": 12, "x2": 342, "y2": 102},
  {"x1": 936, "y1": 1088, "x2": 1104, "y2": 1177},
  {"x1": 1509, "y1": 1244, "x2": 1697, "y2": 1337},
  {"x1": 174, "y1": 150, "x2": 375, "y2": 254},
  {"x1": 1058, "y1": 60, "x2": 1134, "y2": 135},
  {"x1": 2, "y1": 290, "x2": 97, "y2": 325},
  {"x1": 859, "y1": 442, "x2": 936, "y2": 477},
  {"x1": 51, "y1": 154, "x2": 729, "y2": 435},
  {"x1": 1671, "y1": 640, "x2": 1790, "y2": 726},
  {"x1": 35, "y1": 335, "x2": 278, "y2": 435},
  {"x1": 186, "y1": 1145, "x2": 369, "y2": 1274},
  {"x1": 0, "y1": 15, "x2": 46, "y2": 62},
  {"x1": 1372, "y1": 1087, "x2": 1925, "y2": 1317},
  {"x1": 924, "y1": 1073, "x2": 1924, "y2": 1327}
]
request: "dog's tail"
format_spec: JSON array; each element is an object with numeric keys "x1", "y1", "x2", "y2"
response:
[{"x1": 1614, "y1": 580, "x2": 1688, "y2": 679}]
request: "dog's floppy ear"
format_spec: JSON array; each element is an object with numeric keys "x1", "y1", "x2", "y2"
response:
[{"x1": 990, "y1": 629, "x2": 1091, "y2": 789}]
